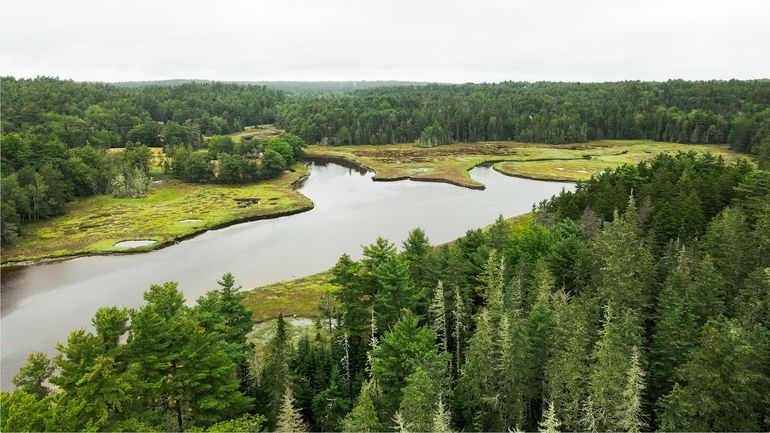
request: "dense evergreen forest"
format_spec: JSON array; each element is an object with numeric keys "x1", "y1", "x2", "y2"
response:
[
  {"x1": 276, "y1": 81, "x2": 770, "y2": 153},
  {"x1": 2, "y1": 153, "x2": 769, "y2": 432},
  {"x1": 112, "y1": 80, "x2": 433, "y2": 95}
]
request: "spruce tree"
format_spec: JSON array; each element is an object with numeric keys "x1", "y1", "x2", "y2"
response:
[
  {"x1": 544, "y1": 298, "x2": 591, "y2": 431},
  {"x1": 539, "y1": 401, "x2": 561, "y2": 433},
  {"x1": 588, "y1": 303, "x2": 642, "y2": 431},
  {"x1": 616, "y1": 346, "x2": 646, "y2": 433},
  {"x1": 649, "y1": 256, "x2": 698, "y2": 404},
  {"x1": 261, "y1": 314, "x2": 292, "y2": 429},
  {"x1": 398, "y1": 367, "x2": 439, "y2": 432},
  {"x1": 659, "y1": 319, "x2": 768, "y2": 431},
  {"x1": 702, "y1": 206, "x2": 752, "y2": 301},
  {"x1": 432, "y1": 398, "x2": 454, "y2": 433},
  {"x1": 456, "y1": 311, "x2": 498, "y2": 431},
  {"x1": 498, "y1": 312, "x2": 532, "y2": 430},
  {"x1": 429, "y1": 280, "x2": 449, "y2": 354},
  {"x1": 402, "y1": 227, "x2": 434, "y2": 291},
  {"x1": 276, "y1": 387, "x2": 307, "y2": 433},
  {"x1": 342, "y1": 381, "x2": 382, "y2": 432},
  {"x1": 591, "y1": 210, "x2": 654, "y2": 313},
  {"x1": 451, "y1": 282, "x2": 468, "y2": 378}
]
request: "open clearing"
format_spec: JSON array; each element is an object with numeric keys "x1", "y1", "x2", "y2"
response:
[
  {"x1": 243, "y1": 271, "x2": 337, "y2": 322},
  {"x1": 1, "y1": 163, "x2": 312, "y2": 263},
  {"x1": 306, "y1": 140, "x2": 748, "y2": 186}
]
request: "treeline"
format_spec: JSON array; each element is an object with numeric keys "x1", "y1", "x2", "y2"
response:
[
  {"x1": 0, "y1": 77, "x2": 287, "y2": 247},
  {"x1": 276, "y1": 80, "x2": 770, "y2": 153},
  {"x1": 4, "y1": 153, "x2": 767, "y2": 432}
]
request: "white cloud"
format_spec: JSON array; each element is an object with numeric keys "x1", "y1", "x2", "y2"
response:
[{"x1": 1, "y1": 0, "x2": 768, "y2": 82}]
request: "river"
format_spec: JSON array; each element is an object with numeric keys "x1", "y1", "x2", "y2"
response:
[{"x1": 0, "y1": 162, "x2": 573, "y2": 389}]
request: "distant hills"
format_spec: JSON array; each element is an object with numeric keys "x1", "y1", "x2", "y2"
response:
[{"x1": 110, "y1": 79, "x2": 441, "y2": 94}]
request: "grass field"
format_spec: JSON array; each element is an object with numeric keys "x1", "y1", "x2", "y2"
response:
[
  {"x1": 306, "y1": 139, "x2": 748, "y2": 186},
  {"x1": 1, "y1": 163, "x2": 312, "y2": 263}
]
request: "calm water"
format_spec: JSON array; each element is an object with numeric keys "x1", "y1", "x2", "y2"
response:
[{"x1": 0, "y1": 162, "x2": 573, "y2": 389}]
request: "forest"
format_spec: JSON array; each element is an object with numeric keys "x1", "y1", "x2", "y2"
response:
[
  {"x1": 0, "y1": 77, "x2": 302, "y2": 246},
  {"x1": 2, "y1": 152, "x2": 768, "y2": 432},
  {"x1": 276, "y1": 81, "x2": 770, "y2": 153},
  {"x1": 3, "y1": 78, "x2": 770, "y2": 249}
]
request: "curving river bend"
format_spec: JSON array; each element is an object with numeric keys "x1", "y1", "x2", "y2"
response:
[{"x1": 0, "y1": 162, "x2": 574, "y2": 389}]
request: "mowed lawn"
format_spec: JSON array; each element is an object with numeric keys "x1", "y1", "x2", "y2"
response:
[
  {"x1": 2, "y1": 163, "x2": 312, "y2": 263},
  {"x1": 306, "y1": 139, "x2": 749, "y2": 186}
]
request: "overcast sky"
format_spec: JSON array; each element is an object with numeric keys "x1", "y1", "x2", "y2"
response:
[{"x1": 1, "y1": 0, "x2": 769, "y2": 83}]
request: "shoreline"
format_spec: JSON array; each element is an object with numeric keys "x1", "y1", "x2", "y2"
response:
[
  {"x1": 1, "y1": 172, "x2": 315, "y2": 268},
  {"x1": 1, "y1": 155, "x2": 575, "y2": 268},
  {"x1": 305, "y1": 150, "x2": 580, "y2": 189}
]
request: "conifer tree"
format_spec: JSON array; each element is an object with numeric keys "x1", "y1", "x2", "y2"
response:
[
  {"x1": 398, "y1": 367, "x2": 440, "y2": 432},
  {"x1": 539, "y1": 401, "x2": 561, "y2": 433},
  {"x1": 276, "y1": 387, "x2": 307, "y2": 433},
  {"x1": 373, "y1": 255, "x2": 422, "y2": 331},
  {"x1": 527, "y1": 275, "x2": 554, "y2": 421},
  {"x1": 260, "y1": 314, "x2": 292, "y2": 429},
  {"x1": 649, "y1": 255, "x2": 698, "y2": 404},
  {"x1": 592, "y1": 210, "x2": 654, "y2": 313},
  {"x1": 616, "y1": 346, "x2": 646, "y2": 433},
  {"x1": 687, "y1": 254, "x2": 726, "y2": 324},
  {"x1": 451, "y1": 282, "x2": 468, "y2": 377},
  {"x1": 580, "y1": 396, "x2": 598, "y2": 433},
  {"x1": 332, "y1": 253, "x2": 369, "y2": 339},
  {"x1": 588, "y1": 303, "x2": 642, "y2": 431},
  {"x1": 371, "y1": 310, "x2": 448, "y2": 416},
  {"x1": 432, "y1": 398, "x2": 454, "y2": 433},
  {"x1": 393, "y1": 411, "x2": 411, "y2": 433},
  {"x1": 402, "y1": 227, "x2": 434, "y2": 291},
  {"x1": 659, "y1": 319, "x2": 768, "y2": 432},
  {"x1": 12, "y1": 352, "x2": 54, "y2": 399},
  {"x1": 544, "y1": 298, "x2": 591, "y2": 431},
  {"x1": 456, "y1": 311, "x2": 498, "y2": 431},
  {"x1": 342, "y1": 381, "x2": 382, "y2": 433},
  {"x1": 498, "y1": 312, "x2": 532, "y2": 430},
  {"x1": 430, "y1": 280, "x2": 449, "y2": 354},
  {"x1": 702, "y1": 206, "x2": 752, "y2": 300}
]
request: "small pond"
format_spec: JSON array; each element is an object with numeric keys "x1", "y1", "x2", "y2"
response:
[{"x1": 113, "y1": 240, "x2": 156, "y2": 248}]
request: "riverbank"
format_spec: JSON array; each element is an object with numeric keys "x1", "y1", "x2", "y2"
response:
[
  {"x1": 1, "y1": 163, "x2": 313, "y2": 264},
  {"x1": 305, "y1": 139, "x2": 747, "y2": 186},
  {"x1": 242, "y1": 213, "x2": 534, "y2": 322}
]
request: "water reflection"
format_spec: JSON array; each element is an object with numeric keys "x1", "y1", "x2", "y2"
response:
[{"x1": 0, "y1": 162, "x2": 573, "y2": 388}]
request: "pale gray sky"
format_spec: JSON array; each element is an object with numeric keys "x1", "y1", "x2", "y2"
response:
[{"x1": 1, "y1": 0, "x2": 769, "y2": 83}]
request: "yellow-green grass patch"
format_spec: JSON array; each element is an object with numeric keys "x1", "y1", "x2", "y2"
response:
[
  {"x1": 243, "y1": 271, "x2": 337, "y2": 323},
  {"x1": 306, "y1": 140, "x2": 748, "y2": 187},
  {"x1": 2, "y1": 164, "x2": 313, "y2": 263}
]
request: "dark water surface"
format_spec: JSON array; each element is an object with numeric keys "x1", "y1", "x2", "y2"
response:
[{"x1": 1, "y1": 162, "x2": 573, "y2": 388}]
